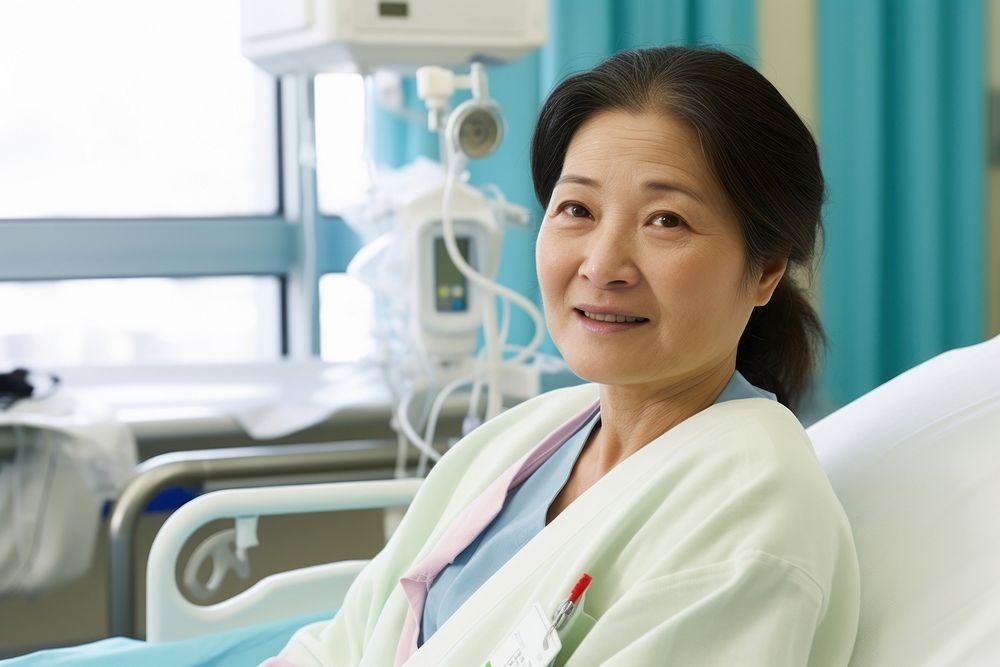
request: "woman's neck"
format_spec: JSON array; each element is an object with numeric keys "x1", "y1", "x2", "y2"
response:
[{"x1": 590, "y1": 362, "x2": 736, "y2": 475}]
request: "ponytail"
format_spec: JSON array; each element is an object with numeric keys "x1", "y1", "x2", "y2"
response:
[{"x1": 736, "y1": 277, "x2": 824, "y2": 411}]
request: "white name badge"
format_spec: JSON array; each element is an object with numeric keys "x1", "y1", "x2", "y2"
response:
[{"x1": 484, "y1": 602, "x2": 562, "y2": 667}]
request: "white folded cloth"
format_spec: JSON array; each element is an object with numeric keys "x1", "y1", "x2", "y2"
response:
[{"x1": 0, "y1": 392, "x2": 136, "y2": 594}]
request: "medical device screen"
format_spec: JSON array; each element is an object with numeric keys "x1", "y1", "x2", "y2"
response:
[{"x1": 434, "y1": 235, "x2": 472, "y2": 312}]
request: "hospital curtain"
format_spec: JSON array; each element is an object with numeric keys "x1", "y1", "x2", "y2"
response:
[
  {"x1": 817, "y1": 0, "x2": 985, "y2": 406},
  {"x1": 372, "y1": 0, "x2": 757, "y2": 351}
]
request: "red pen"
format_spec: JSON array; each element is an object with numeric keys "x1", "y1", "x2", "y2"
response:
[{"x1": 549, "y1": 573, "x2": 592, "y2": 633}]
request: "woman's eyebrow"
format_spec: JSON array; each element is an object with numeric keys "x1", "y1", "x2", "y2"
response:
[
  {"x1": 555, "y1": 174, "x2": 705, "y2": 204},
  {"x1": 555, "y1": 173, "x2": 599, "y2": 188},
  {"x1": 642, "y1": 180, "x2": 705, "y2": 204}
]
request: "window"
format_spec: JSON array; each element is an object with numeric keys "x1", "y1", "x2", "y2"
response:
[
  {"x1": 0, "y1": 277, "x2": 282, "y2": 367},
  {"x1": 315, "y1": 74, "x2": 377, "y2": 362},
  {"x1": 319, "y1": 273, "x2": 376, "y2": 363},
  {"x1": 315, "y1": 73, "x2": 370, "y2": 214},
  {"x1": 0, "y1": 0, "x2": 278, "y2": 218},
  {"x1": 0, "y1": 3, "x2": 386, "y2": 366}
]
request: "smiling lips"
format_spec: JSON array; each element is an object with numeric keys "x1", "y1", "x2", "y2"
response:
[{"x1": 576, "y1": 307, "x2": 649, "y2": 327}]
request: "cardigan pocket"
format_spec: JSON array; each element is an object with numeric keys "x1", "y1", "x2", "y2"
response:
[{"x1": 553, "y1": 606, "x2": 597, "y2": 667}]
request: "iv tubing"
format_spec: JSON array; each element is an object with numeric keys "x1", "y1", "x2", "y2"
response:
[{"x1": 439, "y1": 154, "x2": 545, "y2": 367}]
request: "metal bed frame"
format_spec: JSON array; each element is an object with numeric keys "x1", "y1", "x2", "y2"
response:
[{"x1": 106, "y1": 404, "x2": 462, "y2": 638}]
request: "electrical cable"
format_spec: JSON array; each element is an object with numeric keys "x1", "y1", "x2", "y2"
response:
[
  {"x1": 395, "y1": 386, "x2": 443, "y2": 465},
  {"x1": 393, "y1": 430, "x2": 409, "y2": 479},
  {"x1": 393, "y1": 64, "x2": 549, "y2": 472},
  {"x1": 441, "y1": 154, "x2": 500, "y2": 419},
  {"x1": 498, "y1": 295, "x2": 512, "y2": 355},
  {"x1": 439, "y1": 152, "x2": 545, "y2": 367},
  {"x1": 415, "y1": 374, "x2": 475, "y2": 477}
]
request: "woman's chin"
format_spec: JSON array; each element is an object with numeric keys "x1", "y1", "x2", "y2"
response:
[{"x1": 562, "y1": 359, "x2": 650, "y2": 387}]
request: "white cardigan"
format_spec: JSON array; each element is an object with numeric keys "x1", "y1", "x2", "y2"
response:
[{"x1": 278, "y1": 383, "x2": 860, "y2": 666}]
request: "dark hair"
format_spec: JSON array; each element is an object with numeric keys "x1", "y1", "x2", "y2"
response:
[{"x1": 530, "y1": 46, "x2": 824, "y2": 411}]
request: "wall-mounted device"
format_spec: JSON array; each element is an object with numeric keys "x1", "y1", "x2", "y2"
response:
[
  {"x1": 240, "y1": 0, "x2": 547, "y2": 74},
  {"x1": 399, "y1": 181, "x2": 502, "y2": 360}
]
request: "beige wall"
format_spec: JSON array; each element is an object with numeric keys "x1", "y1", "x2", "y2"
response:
[
  {"x1": 757, "y1": 0, "x2": 817, "y2": 132},
  {"x1": 756, "y1": 0, "x2": 820, "y2": 303}
]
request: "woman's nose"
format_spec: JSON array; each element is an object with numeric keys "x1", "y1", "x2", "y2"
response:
[{"x1": 578, "y1": 226, "x2": 640, "y2": 288}]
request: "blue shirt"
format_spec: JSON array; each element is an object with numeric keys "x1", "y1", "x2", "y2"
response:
[{"x1": 419, "y1": 371, "x2": 774, "y2": 644}]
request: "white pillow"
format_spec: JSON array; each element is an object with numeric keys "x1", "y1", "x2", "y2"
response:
[{"x1": 807, "y1": 335, "x2": 1000, "y2": 666}]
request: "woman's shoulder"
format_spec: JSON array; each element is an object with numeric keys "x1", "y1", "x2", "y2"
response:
[
  {"x1": 647, "y1": 397, "x2": 855, "y2": 582},
  {"x1": 691, "y1": 397, "x2": 824, "y2": 485}
]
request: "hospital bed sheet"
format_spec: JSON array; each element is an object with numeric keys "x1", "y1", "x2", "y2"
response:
[
  {"x1": 0, "y1": 361, "x2": 401, "y2": 462},
  {"x1": 52, "y1": 360, "x2": 394, "y2": 441},
  {"x1": 1, "y1": 610, "x2": 331, "y2": 666},
  {"x1": 5, "y1": 359, "x2": 579, "y2": 459}
]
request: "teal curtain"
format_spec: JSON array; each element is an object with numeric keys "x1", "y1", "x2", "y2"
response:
[
  {"x1": 818, "y1": 0, "x2": 985, "y2": 406},
  {"x1": 372, "y1": 0, "x2": 756, "y2": 351}
]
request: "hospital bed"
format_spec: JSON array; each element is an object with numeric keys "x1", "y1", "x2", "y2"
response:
[
  {"x1": 143, "y1": 335, "x2": 1000, "y2": 665},
  {"x1": 100, "y1": 360, "x2": 574, "y2": 638},
  {"x1": 0, "y1": 358, "x2": 575, "y2": 646},
  {"x1": 146, "y1": 477, "x2": 423, "y2": 642}
]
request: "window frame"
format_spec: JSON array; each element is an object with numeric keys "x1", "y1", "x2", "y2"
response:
[
  {"x1": 0, "y1": 216, "x2": 293, "y2": 280},
  {"x1": 0, "y1": 74, "x2": 358, "y2": 360},
  {"x1": 0, "y1": 59, "x2": 289, "y2": 272},
  {"x1": 0, "y1": 72, "x2": 293, "y2": 361}
]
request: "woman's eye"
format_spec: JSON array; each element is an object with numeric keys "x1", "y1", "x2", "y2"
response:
[
  {"x1": 562, "y1": 203, "x2": 591, "y2": 218},
  {"x1": 651, "y1": 212, "x2": 685, "y2": 228}
]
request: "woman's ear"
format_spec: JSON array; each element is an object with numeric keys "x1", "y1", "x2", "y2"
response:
[{"x1": 754, "y1": 256, "x2": 788, "y2": 306}]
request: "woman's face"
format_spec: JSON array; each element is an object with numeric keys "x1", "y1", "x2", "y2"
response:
[{"x1": 536, "y1": 110, "x2": 784, "y2": 391}]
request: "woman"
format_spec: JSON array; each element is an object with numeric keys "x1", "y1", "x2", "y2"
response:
[{"x1": 271, "y1": 46, "x2": 859, "y2": 666}]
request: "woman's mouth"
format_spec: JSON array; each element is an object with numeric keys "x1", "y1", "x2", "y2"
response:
[
  {"x1": 574, "y1": 308, "x2": 649, "y2": 331},
  {"x1": 580, "y1": 310, "x2": 648, "y2": 324}
]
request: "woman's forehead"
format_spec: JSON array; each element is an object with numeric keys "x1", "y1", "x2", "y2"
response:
[{"x1": 559, "y1": 110, "x2": 722, "y2": 201}]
